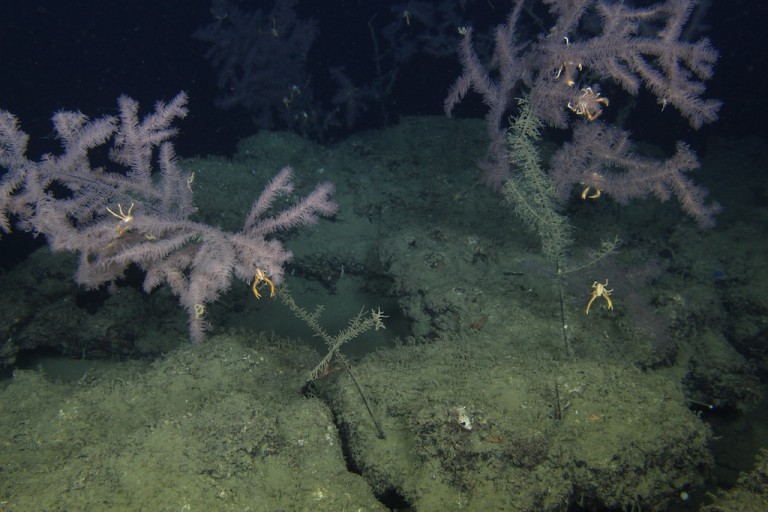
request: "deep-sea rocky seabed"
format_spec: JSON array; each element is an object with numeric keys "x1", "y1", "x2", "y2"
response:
[{"x1": 1, "y1": 117, "x2": 767, "y2": 510}]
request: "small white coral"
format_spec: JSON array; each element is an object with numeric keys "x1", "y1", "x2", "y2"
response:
[{"x1": 451, "y1": 406, "x2": 473, "y2": 431}]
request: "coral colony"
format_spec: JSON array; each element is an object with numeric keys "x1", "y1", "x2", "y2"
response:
[
  {"x1": 0, "y1": 93, "x2": 337, "y2": 342},
  {"x1": 445, "y1": 0, "x2": 722, "y2": 228}
]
